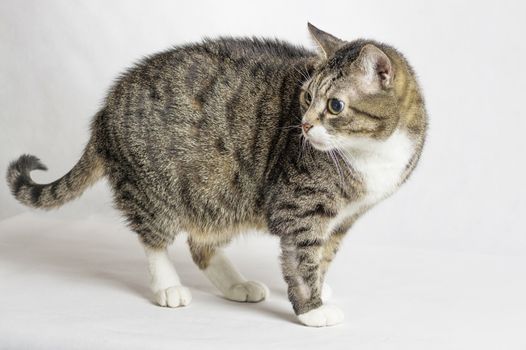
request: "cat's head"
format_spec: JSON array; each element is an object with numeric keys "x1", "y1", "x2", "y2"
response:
[{"x1": 300, "y1": 23, "x2": 415, "y2": 152}]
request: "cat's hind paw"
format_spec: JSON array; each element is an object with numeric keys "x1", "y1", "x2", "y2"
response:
[
  {"x1": 154, "y1": 285, "x2": 192, "y2": 308},
  {"x1": 297, "y1": 305, "x2": 344, "y2": 327},
  {"x1": 225, "y1": 281, "x2": 268, "y2": 302}
]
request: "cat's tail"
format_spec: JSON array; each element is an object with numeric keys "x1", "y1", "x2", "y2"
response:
[{"x1": 6, "y1": 137, "x2": 104, "y2": 210}]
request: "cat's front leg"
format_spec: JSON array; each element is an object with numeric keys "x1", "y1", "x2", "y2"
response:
[
  {"x1": 319, "y1": 223, "x2": 352, "y2": 302},
  {"x1": 280, "y1": 234, "x2": 344, "y2": 327}
]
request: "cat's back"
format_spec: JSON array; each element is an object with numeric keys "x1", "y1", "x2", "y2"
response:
[{"x1": 195, "y1": 37, "x2": 313, "y2": 61}]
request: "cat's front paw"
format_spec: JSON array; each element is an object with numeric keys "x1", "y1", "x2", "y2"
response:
[
  {"x1": 154, "y1": 285, "x2": 192, "y2": 308},
  {"x1": 297, "y1": 305, "x2": 344, "y2": 327},
  {"x1": 225, "y1": 281, "x2": 268, "y2": 302}
]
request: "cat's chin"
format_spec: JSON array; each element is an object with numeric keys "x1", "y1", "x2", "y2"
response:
[{"x1": 307, "y1": 139, "x2": 334, "y2": 152}]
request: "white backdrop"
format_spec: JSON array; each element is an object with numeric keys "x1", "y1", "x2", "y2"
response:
[
  {"x1": 1, "y1": 1, "x2": 525, "y2": 349},
  {"x1": 1, "y1": 0, "x2": 524, "y2": 254}
]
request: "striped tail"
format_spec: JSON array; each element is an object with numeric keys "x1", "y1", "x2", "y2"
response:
[{"x1": 6, "y1": 140, "x2": 104, "y2": 209}]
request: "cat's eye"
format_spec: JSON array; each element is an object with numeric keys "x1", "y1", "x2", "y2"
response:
[
  {"x1": 303, "y1": 91, "x2": 312, "y2": 106},
  {"x1": 327, "y1": 98, "x2": 345, "y2": 115}
]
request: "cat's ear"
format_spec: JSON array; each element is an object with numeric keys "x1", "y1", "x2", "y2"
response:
[
  {"x1": 307, "y1": 23, "x2": 346, "y2": 59},
  {"x1": 355, "y1": 44, "x2": 393, "y2": 89}
]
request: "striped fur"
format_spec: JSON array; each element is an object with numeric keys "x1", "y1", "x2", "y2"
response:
[
  {"x1": 5, "y1": 24, "x2": 427, "y2": 323},
  {"x1": 7, "y1": 136, "x2": 104, "y2": 209}
]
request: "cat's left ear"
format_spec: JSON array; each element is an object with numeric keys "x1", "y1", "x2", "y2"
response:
[
  {"x1": 307, "y1": 23, "x2": 346, "y2": 59},
  {"x1": 355, "y1": 44, "x2": 393, "y2": 89}
]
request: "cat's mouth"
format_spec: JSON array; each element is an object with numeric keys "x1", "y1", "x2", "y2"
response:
[{"x1": 303, "y1": 125, "x2": 334, "y2": 151}]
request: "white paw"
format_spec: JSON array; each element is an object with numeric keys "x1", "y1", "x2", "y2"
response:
[
  {"x1": 298, "y1": 305, "x2": 344, "y2": 327},
  {"x1": 321, "y1": 283, "x2": 332, "y2": 303},
  {"x1": 225, "y1": 281, "x2": 268, "y2": 302},
  {"x1": 154, "y1": 285, "x2": 192, "y2": 308}
]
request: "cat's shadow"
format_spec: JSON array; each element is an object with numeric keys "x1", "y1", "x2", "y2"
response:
[
  {"x1": 0, "y1": 223, "x2": 294, "y2": 323},
  {"x1": 0, "y1": 229, "x2": 152, "y2": 299}
]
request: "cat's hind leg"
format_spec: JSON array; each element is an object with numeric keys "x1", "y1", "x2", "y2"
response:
[
  {"x1": 111, "y1": 171, "x2": 191, "y2": 308},
  {"x1": 141, "y1": 240, "x2": 192, "y2": 308},
  {"x1": 188, "y1": 239, "x2": 268, "y2": 302}
]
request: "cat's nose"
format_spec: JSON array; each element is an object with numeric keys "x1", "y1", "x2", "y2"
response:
[{"x1": 302, "y1": 122, "x2": 313, "y2": 133}]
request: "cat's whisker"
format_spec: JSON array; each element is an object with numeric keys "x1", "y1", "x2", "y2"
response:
[
  {"x1": 329, "y1": 139, "x2": 355, "y2": 176},
  {"x1": 279, "y1": 124, "x2": 302, "y2": 130},
  {"x1": 331, "y1": 140, "x2": 347, "y2": 186},
  {"x1": 303, "y1": 137, "x2": 314, "y2": 166},
  {"x1": 301, "y1": 136, "x2": 315, "y2": 165},
  {"x1": 336, "y1": 149, "x2": 354, "y2": 177},
  {"x1": 333, "y1": 144, "x2": 353, "y2": 167},
  {"x1": 327, "y1": 148, "x2": 345, "y2": 189},
  {"x1": 293, "y1": 65, "x2": 311, "y2": 85},
  {"x1": 298, "y1": 134, "x2": 306, "y2": 163}
]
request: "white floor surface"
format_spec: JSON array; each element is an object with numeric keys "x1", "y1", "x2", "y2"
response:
[{"x1": 0, "y1": 213, "x2": 524, "y2": 350}]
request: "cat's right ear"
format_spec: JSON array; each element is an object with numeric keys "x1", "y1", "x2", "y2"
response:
[
  {"x1": 355, "y1": 44, "x2": 393, "y2": 89},
  {"x1": 307, "y1": 23, "x2": 346, "y2": 60}
]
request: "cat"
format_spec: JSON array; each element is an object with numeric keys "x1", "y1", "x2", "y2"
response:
[{"x1": 6, "y1": 23, "x2": 427, "y2": 327}]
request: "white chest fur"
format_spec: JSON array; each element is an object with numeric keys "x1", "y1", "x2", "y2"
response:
[{"x1": 327, "y1": 129, "x2": 415, "y2": 234}]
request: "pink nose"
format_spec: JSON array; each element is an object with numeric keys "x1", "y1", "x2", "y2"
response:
[{"x1": 302, "y1": 122, "x2": 313, "y2": 133}]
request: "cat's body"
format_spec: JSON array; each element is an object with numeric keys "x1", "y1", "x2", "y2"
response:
[{"x1": 7, "y1": 24, "x2": 426, "y2": 327}]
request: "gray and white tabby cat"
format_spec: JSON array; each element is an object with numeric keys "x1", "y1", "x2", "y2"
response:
[{"x1": 7, "y1": 23, "x2": 426, "y2": 327}]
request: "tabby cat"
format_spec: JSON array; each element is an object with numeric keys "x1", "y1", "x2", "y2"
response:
[{"x1": 7, "y1": 23, "x2": 427, "y2": 327}]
